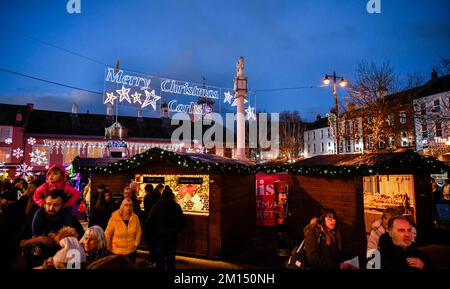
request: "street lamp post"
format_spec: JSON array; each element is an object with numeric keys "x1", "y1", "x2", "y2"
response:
[{"x1": 323, "y1": 72, "x2": 346, "y2": 155}]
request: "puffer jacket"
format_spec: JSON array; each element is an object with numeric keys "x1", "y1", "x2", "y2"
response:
[
  {"x1": 105, "y1": 210, "x2": 142, "y2": 255},
  {"x1": 303, "y1": 218, "x2": 341, "y2": 269}
]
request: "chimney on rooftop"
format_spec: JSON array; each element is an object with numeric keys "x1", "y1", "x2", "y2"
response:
[
  {"x1": 16, "y1": 110, "x2": 23, "y2": 123},
  {"x1": 431, "y1": 69, "x2": 438, "y2": 80},
  {"x1": 26, "y1": 103, "x2": 34, "y2": 112}
]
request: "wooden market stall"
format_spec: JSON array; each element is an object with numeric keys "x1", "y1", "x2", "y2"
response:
[
  {"x1": 282, "y1": 150, "x2": 447, "y2": 266},
  {"x1": 74, "y1": 148, "x2": 256, "y2": 258}
]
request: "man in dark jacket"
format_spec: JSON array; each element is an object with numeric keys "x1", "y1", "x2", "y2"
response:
[
  {"x1": 379, "y1": 216, "x2": 431, "y2": 270},
  {"x1": 148, "y1": 186, "x2": 186, "y2": 270}
]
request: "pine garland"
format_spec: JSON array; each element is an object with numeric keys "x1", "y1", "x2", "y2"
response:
[{"x1": 72, "y1": 148, "x2": 448, "y2": 176}]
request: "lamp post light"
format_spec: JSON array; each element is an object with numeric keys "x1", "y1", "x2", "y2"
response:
[{"x1": 323, "y1": 72, "x2": 347, "y2": 154}]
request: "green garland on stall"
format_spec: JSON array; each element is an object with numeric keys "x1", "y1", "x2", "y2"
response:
[{"x1": 72, "y1": 148, "x2": 448, "y2": 176}]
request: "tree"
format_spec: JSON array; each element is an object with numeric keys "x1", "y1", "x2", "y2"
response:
[
  {"x1": 279, "y1": 111, "x2": 305, "y2": 159},
  {"x1": 432, "y1": 56, "x2": 450, "y2": 76},
  {"x1": 345, "y1": 61, "x2": 401, "y2": 152}
]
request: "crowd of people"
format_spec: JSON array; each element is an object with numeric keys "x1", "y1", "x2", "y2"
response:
[
  {"x1": 1, "y1": 163, "x2": 447, "y2": 270},
  {"x1": 0, "y1": 163, "x2": 186, "y2": 270}
]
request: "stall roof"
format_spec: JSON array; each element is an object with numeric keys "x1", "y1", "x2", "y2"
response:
[
  {"x1": 74, "y1": 148, "x2": 447, "y2": 176},
  {"x1": 287, "y1": 150, "x2": 448, "y2": 176},
  {"x1": 74, "y1": 147, "x2": 255, "y2": 175}
]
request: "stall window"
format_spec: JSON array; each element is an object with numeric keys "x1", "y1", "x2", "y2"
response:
[
  {"x1": 136, "y1": 174, "x2": 210, "y2": 216},
  {"x1": 64, "y1": 146, "x2": 79, "y2": 165},
  {"x1": 0, "y1": 147, "x2": 11, "y2": 163}
]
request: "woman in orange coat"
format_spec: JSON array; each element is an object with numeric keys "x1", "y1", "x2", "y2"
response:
[{"x1": 105, "y1": 198, "x2": 142, "y2": 262}]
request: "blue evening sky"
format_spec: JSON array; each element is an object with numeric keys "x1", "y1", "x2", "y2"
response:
[{"x1": 0, "y1": 0, "x2": 449, "y2": 121}]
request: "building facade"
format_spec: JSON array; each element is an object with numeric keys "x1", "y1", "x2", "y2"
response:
[{"x1": 413, "y1": 73, "x2": 450, "y2": 162}]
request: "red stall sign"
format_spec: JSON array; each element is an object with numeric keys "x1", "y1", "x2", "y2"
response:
[{"x1": 256, "y1": 173, "x2": 289, "y2": 226}]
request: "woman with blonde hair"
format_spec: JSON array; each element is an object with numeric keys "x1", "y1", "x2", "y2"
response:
[{"x1": 105, "y1": 198, "x2": 141, "y2": 262}]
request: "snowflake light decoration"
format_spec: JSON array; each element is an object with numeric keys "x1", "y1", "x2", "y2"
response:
[
  {"x1": 4, "y1": 138, "x2": 12, "y2": 144},
  {"x1": 27, "y1": 137, "x2": 36, "y2": 146},
  {"x1": 29, "y1": 149, "x2": 48, "y2": 165},
  {"x1": 12, "y1": 148, "x2": 24, "y2": 159},
  {"x1": 15, "y1": 164, "x2": 34, "y2": 178}
]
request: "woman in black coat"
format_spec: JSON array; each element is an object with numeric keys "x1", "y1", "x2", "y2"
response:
[
  {"x1": 89, "y1": 190, "x2": 116, "y2": 230},
  {"x1": 303, "y1": 208, "x2": 354, "y2": 269}
]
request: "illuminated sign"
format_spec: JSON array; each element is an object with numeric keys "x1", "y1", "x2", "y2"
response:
[
  {"x1": 143, "y1": 177, "x2": 165, "y2": 184},
  {"x1": 178, "y1": 177, "x2": 203, "y2": 184},
  {"x1": 103, "y1": 67, "x2": 257, "y2": 118}
]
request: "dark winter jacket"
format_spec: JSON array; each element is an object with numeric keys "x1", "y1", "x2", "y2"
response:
[
  {"x1": 148, "y1": 199, "x2": 186, "y2": 244},
  {"x1": 303, "y1": 218, "x2": 341, "y2": 269},
  {"x1": 379, "y1": 232, "x2": 431, "y2": 270}
]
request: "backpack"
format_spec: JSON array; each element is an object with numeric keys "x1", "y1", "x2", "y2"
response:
[{"x1": 285, "y1": 239, "x2": 309, "y2": 269}]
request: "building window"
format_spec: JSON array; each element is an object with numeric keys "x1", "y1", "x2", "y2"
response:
[
  {"x1": 401, "y1": 132, "x2": 408, "y2": 147},
  {"x1": 435, "y1": 121, "x2": 442, "y2": 137},
  {"x1": 388, "y1": 113, "x2": 394, "y2": 126},
  {"x1": 422, "y1": 122, "x2": 428, "y2": 139},
  {"x1": 321, "y1": 130, "x2": 323, "y2": 139},
  {"x1": 321, "y1": 143, "x2": 324, "y2": 152},
  {"x1": 327, "y1": 128, "x2": 330, "y2": 137},
  {"x1": 0, "y1": 147, "x2": 11, "y2": 163},
  {"x1": 307, "y1": 144, "x2": 310, "y2": 154},
  {"x1": 313, "y1": 132, "x2": 315, "y2": 140},
  {"x1": 328, "y1": 142, "x2": 331, "y2": 147},
  {"x1": 88, "y1": 146, "x2": 103, "y2": 158},
  {"x1": 378, "y1": 140, "x2": 385, "y2": 149},
  {"x1": 433, "y1": 99, "x2": 440, "y2": 113},
  {"x1": 0, "y1": 126, "x2": 12, "y2": 142},
  {"x1": 64, "y1": 146, "x2": 79, "y2": 165},
  {"x1": 399, "y1": 111, "x2": 407, "y2": 124},
  {"x1": 368, "y1": 117, "x2": 373, "y2": 124},
  {"x1": 313, "y1": 143, "x2": 316, "y2": 153},
  {"x1": 30, "y1": 145, "x2": 49, "y2": 166},
  {"x1": 367, "y1": 137, "x2": 373, "y2": 150},
  {"x1": 389, "y1": 136, "x2": 395, "y2": 147},
  {"x1": 420, "y1": 103, "x2": 426, "y2": 115},
  {"x1": 346, "y1": 140, "x2": 351, "y2": 152},
  {"x1": 448, "y1": 96, "x2": 450, "y2": 109}
]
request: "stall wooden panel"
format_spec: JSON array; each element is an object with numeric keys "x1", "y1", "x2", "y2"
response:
[
  {"x1": 177, "y1": 215, "x2": 209, "y2": 256},
  {"x1": 221, "y1": 174, "x2": 256, "y2": 256},
  {"x1": 287, "y1": 174, "x2": 366, "y2": 266},
  {"x1": 414, "y1": 174, "x2": 433, "y2": 244}
]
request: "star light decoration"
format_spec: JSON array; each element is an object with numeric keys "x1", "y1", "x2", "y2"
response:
[
  {"x1": 131, "y1": 91, "x2": 142, "y2": 104},
  {"x1": 4, "y1": 138, "x2": 12, "y2": 144},
  {"x1": 142, "y1": 89, "x2": 161, "y2": 110},
  {"x1": 116, "y1": 85, "x2": 131, "y2": 103},
  {"x1": 27, "y1": 137, "x2": 36, "y2": 146},
  {"x1": 223, "y1": 91, "x2": 233, "y2": 104},
  {"x1": 15, "y1": 164, "x2": 34, "y2": 178},
  {"x1": 245, "y1": 105, "x2": 256, "y2": 120},
  {"x1": 12, "y1": 148, "x2": 24, "y2": 159},
  {"x1": 104, "y1": 92, "x2": 118, "y2": 105},
  {"x1": 29, "y1": 149, "x2": 48, "y2": 165}
]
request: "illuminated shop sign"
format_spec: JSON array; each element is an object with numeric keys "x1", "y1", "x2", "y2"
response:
[
  {"x1": 178, "y1": 177, "x2": 203, "y2": 184},
  {"x1": 143, "y1": 177, "x2": 165, "y2": 184}
]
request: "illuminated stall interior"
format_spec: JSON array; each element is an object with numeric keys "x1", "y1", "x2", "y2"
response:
[
  {"x1": 363, "y1": 174, "x2": 416, "y2": 233},
  {"x1": 135, "y1": 174, "x2": 209, "y2": 216}
]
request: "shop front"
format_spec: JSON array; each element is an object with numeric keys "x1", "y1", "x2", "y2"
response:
[{"x1": 74, "y1": 148, "x2": 255, "y2": 258}]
